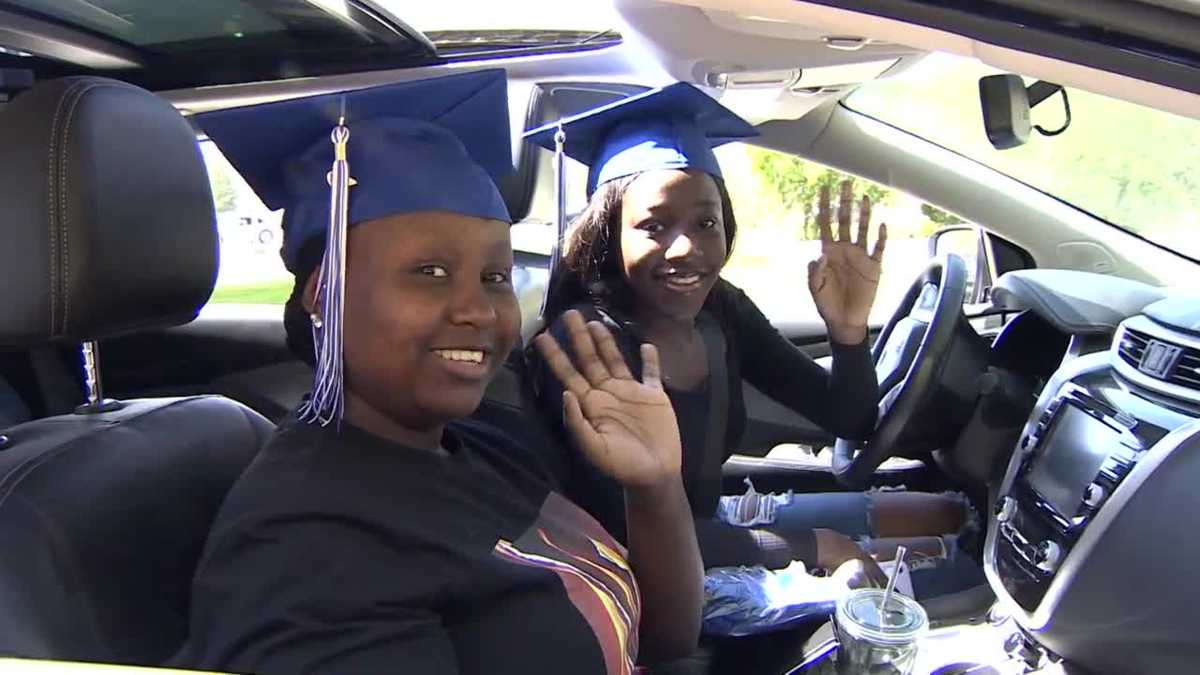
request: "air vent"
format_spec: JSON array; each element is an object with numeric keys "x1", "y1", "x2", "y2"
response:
[
  {"x1": 1116, "y1": 327, "x2": 1150, "y2": 365},
  {"x1": 1117, "y1": 326, "x2": 1200, "y2": 392},
  {"x1": 1174, "y1": 350, "x2": 1200, "y2": 391}
]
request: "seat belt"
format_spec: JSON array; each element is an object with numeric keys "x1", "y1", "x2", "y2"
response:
[{"x1": 695, "y1": 312, "x2": 730, "y2": 516}]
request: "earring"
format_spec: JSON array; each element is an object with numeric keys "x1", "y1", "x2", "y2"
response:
[{"x1": 310, "y1": 312, "x2": 323, "y2": 329}]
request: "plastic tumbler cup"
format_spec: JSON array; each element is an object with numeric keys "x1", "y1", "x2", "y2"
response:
[{"x1": 834, "y1": 588, "x2": 928, "y2": 674}]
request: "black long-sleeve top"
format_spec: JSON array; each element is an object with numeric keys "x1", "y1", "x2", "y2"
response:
[{"x1": 528, "y1": 279, "x2": 878, "y2": 568}]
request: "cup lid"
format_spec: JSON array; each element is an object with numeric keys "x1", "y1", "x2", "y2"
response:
[{"x1": 836, "y1": 589, "x2": 929, "y2": 645}]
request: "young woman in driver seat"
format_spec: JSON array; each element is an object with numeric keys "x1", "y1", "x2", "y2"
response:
[
  {"x1": 526, "y1": 83, "x2": 983, "y2": 601},
  {"x1": 173, "y1": 70, "x2": 703, "y2": 674}
]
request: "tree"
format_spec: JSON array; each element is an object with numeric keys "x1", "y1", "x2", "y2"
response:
[
  {"x1": 211, "y1": 168, "x2": 239, "y2": 214},
  {"x1": 921, "y1": 203, "x2": 964, "y2": 227},
  {"x1": 752, "y1": 149, "x2": 892, "y2": 240}
]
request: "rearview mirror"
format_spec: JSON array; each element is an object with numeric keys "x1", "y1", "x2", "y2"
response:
[
  {"x1": 979, "y1": 74, "x2": 1071, "y2": 150},
  {"x1": 979, "y1": 74, "x2": 1030, "y2": 149}
]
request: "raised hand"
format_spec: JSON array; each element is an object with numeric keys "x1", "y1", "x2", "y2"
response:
[
  {"x1": 809, "y1": 180, "x2": 887, "y2": 344},
  {"x1": 534, "y1": 310, "x2": 682, "y2": 489}
]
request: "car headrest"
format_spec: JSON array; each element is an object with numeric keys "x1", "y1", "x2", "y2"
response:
[{"x1": 0, "y1": 77, "x2": 218, "y2": 347}]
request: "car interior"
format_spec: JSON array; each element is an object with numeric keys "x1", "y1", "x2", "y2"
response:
[{"x1": 0, "y1": 1, "x2": 1198, "y2": 673}]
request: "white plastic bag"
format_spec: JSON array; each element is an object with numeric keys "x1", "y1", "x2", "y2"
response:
[{"x1": 702, "y1": 561, "x2": 849, "y2": 636}]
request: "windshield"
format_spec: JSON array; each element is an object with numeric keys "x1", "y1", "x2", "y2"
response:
[
  {"x1": 376, "y1": 1, "x2": 621, "y2": 53},
  {"x1": 846, "y1": 53, "x2": 1200, "y2": 261}
]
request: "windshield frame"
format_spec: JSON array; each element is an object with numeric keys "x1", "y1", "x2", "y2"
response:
[{"x1": 794, "y1": 0, "x2": 1200, "y2": 96}]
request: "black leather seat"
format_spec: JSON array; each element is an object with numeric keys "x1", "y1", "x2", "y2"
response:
[{"x1": 0, "y1": 77, "x2": 272, "y2": 666}]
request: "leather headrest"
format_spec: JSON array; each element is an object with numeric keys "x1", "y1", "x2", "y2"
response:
[{"x1": 0, "y1": 77, "x2": 218, "y2": 347}]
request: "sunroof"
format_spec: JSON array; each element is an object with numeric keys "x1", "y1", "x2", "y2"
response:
[
  {"x1": 0, "y1": 0, "x2": 438, "y2": 90},
  {"x1": 12, "y1": 0, "x2": 287, "y2": 48},
  {"x1": 355, "y1": 1, "x2": 621, "y2": 55},
  {"x1": 391, "y1": 1, "x2": 617, "y2": 35},
  {"x1": 0, "y1": 0, "x2": 622, "y2": 91}
]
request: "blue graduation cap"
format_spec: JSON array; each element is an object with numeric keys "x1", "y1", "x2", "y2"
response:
[
  {"x1": 196, "y1": 68, "x2": 514, "y2": 272},
  {"x1": 524, "y1": 81, "x2": 758, "y2": 196},
  {"x1": 195, "y1": 69, "x2": 514, "y2": 427}
]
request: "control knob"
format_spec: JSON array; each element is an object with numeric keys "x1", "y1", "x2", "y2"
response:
[
  {"x1": 1035, "y1": 540, "x2": 1062, "y2": 573},
  {"x1": 995, "y1": 497, "x2": 1018, "y2": 524}
]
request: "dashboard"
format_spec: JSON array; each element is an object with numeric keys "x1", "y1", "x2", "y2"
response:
[{"x1": 983, "y1": 273, "x2": 1200, "y2": 673}]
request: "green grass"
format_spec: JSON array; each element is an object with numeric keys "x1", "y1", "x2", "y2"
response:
[{"x1": 208, "y1": 280, "x2": 292, "y2": 304}]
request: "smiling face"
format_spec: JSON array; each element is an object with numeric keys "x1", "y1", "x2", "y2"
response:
[
  {"x1": 332, "y1": 211, "x2": 520, "y2": 434},
  {"x1": 618, "y1": 170, "x2": 727, "y2": 322}
]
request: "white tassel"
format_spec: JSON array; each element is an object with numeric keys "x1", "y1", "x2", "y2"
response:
[
  {"x1": 299, "y1": 117, "x2": 352, "y2": 427},
  {"x1": 539, "y1": 123, "x2": 567, "y2": 318}
]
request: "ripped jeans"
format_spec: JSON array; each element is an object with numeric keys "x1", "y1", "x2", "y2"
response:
[{"x1": 715, "y1": 482, "x2": 985, "y2": 601}]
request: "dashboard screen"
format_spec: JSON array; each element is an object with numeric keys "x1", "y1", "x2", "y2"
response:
[{"x1": 1026, "y1": 405, "x2": 1117, "y2": 517}]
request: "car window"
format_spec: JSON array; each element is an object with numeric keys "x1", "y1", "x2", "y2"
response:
[
  {"x1": 714, "y1": 143, "x2": 960, "y2": 325},
  {"x1": 203, "y1": 138, "x2": 967, "y2": 317},
  {"x1": 203, "y1": 137, "x2": 570, "y2": 307},
  {"x1": 202, "y1": 141, "x2": 293, "y2": 306},
  {"x1": 395, "y1": 1, "x2": 622, "y2": 54},
  {"x1": 203, "y1": 133, "x2": 583, "y2": 306},
  {"x1": 519, "y1": 143, "x2": 966, "y2": 325},
  {"x1": 516, "y1": 155, "x2": 590, "y2": 256}
]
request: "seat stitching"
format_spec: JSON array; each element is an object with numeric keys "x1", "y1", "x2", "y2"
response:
[
  {"x1": 44, "y1": 81, "x2": 87, "y2": 335},
  {"x1": 48, "y1": 79, "x2": 142, "y2": 335},
  {"x1": 57, "y1": 81, "x2": 111, "y2": 333}
]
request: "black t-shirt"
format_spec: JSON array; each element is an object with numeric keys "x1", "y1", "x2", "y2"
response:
[
  {"x1": 173, "y1": 414, "x2": 642, "y2": 675},
  {"x1": 527, "y1": 279, "x2": 878, "y2": 566}
]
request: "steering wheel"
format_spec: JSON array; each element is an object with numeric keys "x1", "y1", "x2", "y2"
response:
[{"x1": 832, "y1": 254, "x2": 980, "y2": 488}]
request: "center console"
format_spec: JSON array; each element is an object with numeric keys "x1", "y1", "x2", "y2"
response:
[
  {"x1": 991, "y1": 381, "x2": 1161, "y2": 613},
  {"x1": 985, "y1": 309, "x2": 1200, "y2": 674}
]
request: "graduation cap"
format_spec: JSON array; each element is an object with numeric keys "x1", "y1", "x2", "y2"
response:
[
  {"x1": 198, "y1": 69, "x2": 513, "y2": 271},
  {"x1": 195, "y1": 69, "x2": 514, "y2": 426},
  {"x1": 524, "y1": 81, "x2": 758, "y2": 197},
  {"x1": 523, "y1": 82, "x2": 757, "y2": 316}
]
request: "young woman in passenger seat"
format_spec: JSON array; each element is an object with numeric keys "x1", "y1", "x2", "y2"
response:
[
  {"x1": 526, "y1": 83, "x2": 983, "y2": 600},
  {"x1": 173, "y1": 70, "x2": 703, "y2": 674}
]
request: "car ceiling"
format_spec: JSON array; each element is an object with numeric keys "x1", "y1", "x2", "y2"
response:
[
  {"x1": 172, "y1": 0, "x2": 1200, "y2": 128},
  {"x1": 2, "y1": 0, "x2": 1197, "y2": 130},
  {"x1": 0, "y1": 1, "x2": 922, "y2": 118},
  {"x1": 627, "y1": 0, "x2": 1200, "y2": 122}
]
